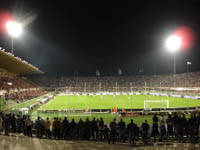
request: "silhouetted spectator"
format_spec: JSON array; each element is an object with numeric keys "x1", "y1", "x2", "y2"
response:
[
  {"x1": 4, "y1": 114, "x2": 9, "y2": 136},
  {"x1": 118, "y1": 118, "x2": 126, "y2": 142},
  {"x1": 127, "y1": 119, "x2": 137, "y2": 145},
  {"x1": 108, "y1": 118, "x2": 117, "y2": 144},
  {"x1": 99, "y1": 118, "x2": 104, "y2": 141},
  {"x1": 25, "y1": 115, "x2": 32, "y2": 137},
  {"x1": 53, "y1": 117, "x2": 61, "y2": 140},
  {"x1": 62, "y1": 117, "x2": 69, "y2": 139},
  {"x1": 91, "y1": 117, "x2": 98, "y2": 140},
  {"x1": 45, "y1": 117, "x2": 51, "y2": 139},
  {"x1": 84, "y1": 118, "x2": 91, "y2": 140},
  {"x1": 70, "y1": 118, "x2": 77, "y2": 139},
  {"x1": 141, "y1": 120, "x2": 150, "y2": 145}
]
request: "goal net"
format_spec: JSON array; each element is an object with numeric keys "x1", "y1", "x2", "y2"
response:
[{"x1": 144, "y1": 100, "x2": 169, "y2": 110}]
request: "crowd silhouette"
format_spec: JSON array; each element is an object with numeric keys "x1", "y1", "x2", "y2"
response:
[{"x1": 0, "y1": 112, "x2": 200, "y2": 145}]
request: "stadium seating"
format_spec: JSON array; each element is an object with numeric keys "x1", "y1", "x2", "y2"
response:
[
  {"x1": 33, "y1": 72, "x2": 200, "y2": 93},
  {"x1": 0, "y1": 73, "x2": 45, "y2": 101}
]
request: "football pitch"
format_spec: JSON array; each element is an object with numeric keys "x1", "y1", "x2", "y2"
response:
[{"x1": 40, "y1": 94, "x2": 200, "y2": 110}]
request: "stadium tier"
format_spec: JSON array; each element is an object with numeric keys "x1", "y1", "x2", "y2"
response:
[
  {"x1": 0, "y1": 49, "x2": 43, "y2": 75},
  {"x1": 0, "y1": 48, "x2": 45, "y2": 106},
  {"x1": 32, "y1": 72, "x2": 200, "y2": 94}
]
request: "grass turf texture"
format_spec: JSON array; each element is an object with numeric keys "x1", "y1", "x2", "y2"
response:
[
  {"x1": 6, "y1": 96, "x2": 44, "y2": 110},
  {"x1": 40, "y1": 95, "x2": 200, "y2": 110},
  {"x1": 4, "y1": 94, "x2": 200, "y2": 124},
  {"x1": 34, "y1": 112, "x2": 156, "y2": 124}
]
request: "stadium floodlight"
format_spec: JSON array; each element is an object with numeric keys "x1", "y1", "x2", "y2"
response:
[
  {"x1": 6, "y1": 21, "x2": 22, "y2": 38},
  {"x1": 166, "y1": 35, "x2": 182, "y2": 76},
  {"x1": 166, "y1": 35, "x2": 181, "y2": 52},
  {"x1": 6, "y1": 21, "x2": 22, "y2": 54}
]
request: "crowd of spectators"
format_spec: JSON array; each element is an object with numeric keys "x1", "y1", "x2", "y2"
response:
[
  {"x1": 31, "y1": 72, "x2": 200, "y2": 92},
  {"x1": 0, "y1": 73, "x2": 37, "y2": 92},
  {"x1": 0, "y1": 73, "x2": 46, "y2": 102},
  {"x1": 0, "y1": 112, "x2": 200, "y2": 145},
  {"x1": 4, "y1": 90, "x2": 46, "y2": 101}
]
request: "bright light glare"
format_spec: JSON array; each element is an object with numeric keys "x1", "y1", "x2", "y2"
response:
[
  {"x1": 166, "y1": 35, "x2": 182, "y2": 52},
  {"x1": 6, "y1": 21, "x2": 22, "y2": 37}
]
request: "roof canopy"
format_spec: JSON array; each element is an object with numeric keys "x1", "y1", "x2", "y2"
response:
[{"x1": 0, "y1": 49, "x2": 44, "y2": 75}]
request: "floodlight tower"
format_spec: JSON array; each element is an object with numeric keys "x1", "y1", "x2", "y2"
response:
[
  {"x1": 6, "y1": 21, "x2": 22, "y2": 54},
  {"x1": 166, "y1": 35, "x2": 182, "y2": 76}
]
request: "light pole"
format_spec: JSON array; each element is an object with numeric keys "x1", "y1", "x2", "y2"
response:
[
  {"x1": 187, "y1": 61, "x2": 191, "y2": 73},
  {"x1": 166, "y1": 35, "x2": 182, "y2": 76},
  {"x1": 6, "y1": 21, "x2": 22, "y2": 54}
]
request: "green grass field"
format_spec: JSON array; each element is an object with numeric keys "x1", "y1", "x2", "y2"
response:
[
  {"x1": 5, "y1": 94, "x2": 200, "y2": 124},
  {"x1": 39, "y1": 95, "x2": 200, "y2": 110}
]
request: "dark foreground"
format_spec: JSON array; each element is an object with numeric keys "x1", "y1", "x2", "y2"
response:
[{"x1": 0, "y1": 134, "x2": 200, "y2": 150}]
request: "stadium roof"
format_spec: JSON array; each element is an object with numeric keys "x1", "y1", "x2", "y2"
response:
[{"x1": 0, "y1": 49, "x2": 44, "y2": 75}]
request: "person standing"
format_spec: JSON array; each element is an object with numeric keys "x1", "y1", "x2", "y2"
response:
[
  {"x1": 159, "y1": 114, "x2": 166, "y2": 141},
  {"x1": 70, "y1": 118, "x2": 77, "y2": 139},
  {"x1": 197, "y1": 113, "x2": 200, "y2": 139},
  {"x1": 53, "y1": 118, "x2": 61, "y2": 140},
  {"x1": 141, "y1": 120, "x2": 150, "y2": 145},
  {"x1": 25, "y1": 115, "x2": 32, "y2": 137},
  {"x1": 77, "y1": 118, "x2": 84, "y2": 139},
  {"x1": 166, "y1": 114, "x2": 173, "y2": 139},
  {"x1": 127, "y1": 119, "x2": 137, "y2": 145},
  {"x1": 0, "y1": 114, "x2": 3, "y2": 134},
  {"x1": 152, "y1": 122, "x2": 159, "y2": 142},
  {"x1": 118, "y1": 118, "x2": 126, "y2": 142},
  {"x1": 16, "y1": 115, "x2": 22, "y2": 133},
  {"x1": 35, "y1": 117, "x2": 42, "y2": 138},
  {"x1": 45, "y1": 117, "x2": 51, "y2": 139},
  {"x1": 11, "y1": 114, "x2": 16, "y2": 133},
  {"x1": 99, "y1": 118, "x2": 104, "y2": 141},
  {"x1": 4, "y1": 114, "x2": 9, "y2": 136},
  {"x1": 91, "y1": 117, "x2": 98, "y2": 140},
  {"x1": 108, "y1": 118, "x2": 117, "y2": 144},
  {"x1": 84, "y1": 117, "x2": 91, "y2": 140},
  {"x1": 62, "y1": 117, "x2": 69, "y2": 139}
]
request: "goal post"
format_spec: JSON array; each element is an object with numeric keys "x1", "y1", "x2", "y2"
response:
[{"x1": 144, "y1": 100, "x2": 169, "y2": 109}]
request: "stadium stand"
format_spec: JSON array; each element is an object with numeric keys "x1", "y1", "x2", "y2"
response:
[
  {"x1": 33, "y1": 72, "x2": 200, "y2": 94},
  {"x1": 0, "y1": 48, "x2": 45, "y2": 102}
]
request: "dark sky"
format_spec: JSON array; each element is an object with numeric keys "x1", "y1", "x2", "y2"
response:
[{"x1": 0, "y1": 0, "x2": 200, "y2": 76}]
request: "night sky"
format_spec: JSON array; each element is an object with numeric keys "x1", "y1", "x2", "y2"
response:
[{"x1": 0, "y1": 0, "x2": 200, "y2": 76}]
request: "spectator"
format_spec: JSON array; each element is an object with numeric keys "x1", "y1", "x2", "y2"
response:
[
  {"x1": 77, "y1": 118, "x2": 84, "y2": 139},
  {"x1": 141, "y1": 120, "x2": 150, "y2": 145},
  {"x1": 53, "y1": 118, "x2": 61, "y2": 140},
  {"x1": 108, "y1": 118, "x2": 117, "y2": 144},
  {"x1": 127, "y1": 119, "x2": 137, "y2": 145},
  {"x1": 166, "y1": 114, "x2": 173, "y2": 139},
  {"x1": 25, "y1": 115, "x2": 32, "y2": 137},
  {"x1": 45, "y1": 117, "x2": 51, "y2": 139},
  {"x1": 4, "y1": 114, "x2": 9, "y2": 136},
  {"x1": 99, "y1": 118, "x2": 104, "y2": 141},
  {"x1": 70, "y1": 118, "x2": 77, "y2": 139},
  {"x1": 91, "y1": 117, "x2": 98, "y2": 140},
  {"x1": 159, "y1": 115, "x2": 166, "y2": 141},
  {"x1": 118, "y1": 118, "x2": 126, "y2": 142},
  {"x1": 0, "y1": 114, "x2": 3, "y2": 134},
  {"x1": 84, "y1": 118, "x2": 91, "y2": 140}
]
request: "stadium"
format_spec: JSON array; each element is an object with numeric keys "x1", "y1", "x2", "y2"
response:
[
  {"x1": 1, "y1": 1, "x2": 200, "y2": 150},
  {"x1": 1, "y1": 47, "x2": 200, "y2": 149},
  {"x1": 1, "y1": 49, "x2": 200, "y2": 123},
  {"x1": 0, "y1": 46, "x2": 200, "y2": 123}
]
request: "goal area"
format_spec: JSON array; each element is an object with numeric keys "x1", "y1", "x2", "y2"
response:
[{"x1": 144, "y1": 100, "x2": 169, "y2": 109}]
